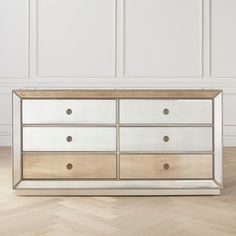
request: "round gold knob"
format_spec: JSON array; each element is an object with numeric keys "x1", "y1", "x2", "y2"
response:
[
  {"x1": 66, "y1": 136, "x2": 73, "y2": 142},
  {"x1": 66, "y1": 108, "x2": 72, "y2": 115},
  {"x1": 163, "y1": 108, "x2": 169, "y2": 115},
  {"x1": 163, "y1": 136, "x2": 169, "y2": 142},
  {"x1": 163, "y1": 163, "x2": 170, "y2": 170},
  {"x1": 66, "y1": 163, "x2": 73, "y2": 170}
]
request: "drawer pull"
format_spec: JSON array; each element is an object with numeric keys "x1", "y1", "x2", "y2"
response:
[
  {"x1": 163, "y1": 163, "x2": 170, "y2": 170},
  {"x1": 66, "y1": 136, "x2": 73, "y2": 142},
  {"x1": 66, "y1": 163, "x2": 73, "y2": 170},
  {"x1": 163, "y1": 136, "x2": 169, "y2": 142},
  {"x1": 66, "y1": 108, "x2": 72, "y2": 115},
  {"x1": 163, "y1": 108, "x2": 169, "y2": 115}
]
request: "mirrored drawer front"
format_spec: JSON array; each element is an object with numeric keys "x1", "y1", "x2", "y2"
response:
[
  {"x1": 23, "y1": 154, "x2": 116, "y2": 179},
  {"x1": 120, "y1": 99, "x2": 212, "y2": 124},
  {"x1": 23, "y1": 127, "x2": 116, "y2": 151},
  {"x1": 120, "y1": 155, "x2": 213, "y2": 179},
  {"x1": 22, "y1": 99, "x2": 116, "y2": 124},
  {"x1": 120, "y1": 127, "x2": 212, "y2": 152}
]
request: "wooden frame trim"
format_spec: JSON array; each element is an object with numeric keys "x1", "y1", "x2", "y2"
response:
[{"x1": 14, "y1": 89, "x2": 221, "y2": 99}]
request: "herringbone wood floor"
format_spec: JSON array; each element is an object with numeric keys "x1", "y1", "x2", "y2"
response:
[{"x1": 0, "y1": 147, "x2": 236, "y2": 236}]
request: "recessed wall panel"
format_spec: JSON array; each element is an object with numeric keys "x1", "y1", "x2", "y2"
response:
[
  {"x1": 37, "y1": 0, "x2": 116, "y2": 77},
  {"x1": 211, "y1": 0, "x2": 236, "y2": 77},
  {"x1": 0, "y1": 0, "x2": 29, "y2": 77},
  {"x1": 125, "y1": 0, "x2": 202, "y2": 77}
]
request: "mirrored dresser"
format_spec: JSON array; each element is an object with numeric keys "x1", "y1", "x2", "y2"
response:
[{"x1": 12, "y1": 89, "x2": 223, "y2": 195}]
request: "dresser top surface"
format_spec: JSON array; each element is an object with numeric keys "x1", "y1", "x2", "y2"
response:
[{"x1": 13, "y1": 89, "x2": 222, "y2": 99}]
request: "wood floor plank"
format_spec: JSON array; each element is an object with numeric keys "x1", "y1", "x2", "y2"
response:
[{"x1": 0, "y1": 147, "x2": 236, "y2": 235}]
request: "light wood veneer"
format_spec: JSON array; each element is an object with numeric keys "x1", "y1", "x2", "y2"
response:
[
  {"x1": 120, "y1": 155, "x2": 213, "y2": 179},
  {"x1": 14, "y1": 89, "x2": 221, "y2": 99},
  {"x1": 23, "y1": 154, "x2": 116, "y2": 179}
]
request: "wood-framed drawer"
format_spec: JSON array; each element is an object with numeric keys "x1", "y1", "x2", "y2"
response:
[
  {"x1": 120, "y1": 99, "x2": 212, "y2": 124},
  {"x1": 120, "y1": 155, "x2": 213, "y2": 179},
  {"x1": 120, "y1": 127, "x2": 212, "y2": 152},
  {"x1": 22, "y1": 99, "x2": 116, "y2": 124},
  {"x1": 23, "y1": 127, "x2": 116, "y2": 151},
  {"x1": 23, "y1": 154, "x2": 116, "y2": 179}
]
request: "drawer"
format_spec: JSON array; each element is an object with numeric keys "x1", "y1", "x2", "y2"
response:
[
  {"x1": 120, "y1": 99, "x2": 212, "y2": 124},
  {"x1": 120, "y1": 127, "x2": 212, "y2": 152},
  {"x1": 120, "y1": 155, "x2": 213, "y2": 179},
  {"x1": 23, "y1": 127, "x2": 116, "y2": 151},
  {"x1": 23, "y1": 154, "x2": 116, "y2": 179},
  {"x1": 22, "y1": 99, "x2": 116, "y2": 124}
]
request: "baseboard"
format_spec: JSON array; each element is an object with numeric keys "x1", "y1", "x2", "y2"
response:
[
  {"x1": 224, "y1": 136, "x2": 236, "y2": 147},
  {"x1": 0, "y1": 136, "x2": 11, "y2": 147}
]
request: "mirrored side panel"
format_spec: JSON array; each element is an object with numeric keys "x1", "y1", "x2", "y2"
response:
[{"x1": 12, "y1": 93, "x2": 22, "y2": 187}]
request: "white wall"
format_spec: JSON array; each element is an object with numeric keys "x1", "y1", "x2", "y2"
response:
[{"x1": 0, "y1": 0, "x2": 236, "y2": 146}]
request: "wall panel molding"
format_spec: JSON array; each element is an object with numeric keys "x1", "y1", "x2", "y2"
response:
[
  {"x1": 210, "y1": 0, "x2": 236, "y2": 77},
  {"x1": 35, "y1": 0, "x2": 117, "y2": 78},
  {"x1": 203, "y1": 0, "x2": 211, "y2": 77},
  {"x1": 123, "y1": 0, "x2": 203, "y2": 78},
  {"x1": 0, "y1": 0, "x2": 30, "y2": 79}
]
